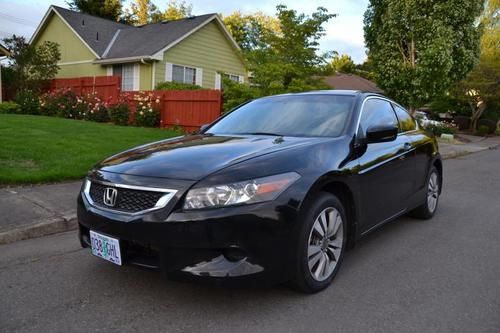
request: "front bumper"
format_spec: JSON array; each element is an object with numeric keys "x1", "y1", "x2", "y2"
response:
[{"x1": 77, "y1": 184, "x2": 300, "y2": 286}]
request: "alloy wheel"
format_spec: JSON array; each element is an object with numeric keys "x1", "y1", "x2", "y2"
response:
[
  {"x1": 307, "y1": 207, "x2": 343, "y2": 282},
  {"x1": 427, "y1": 172, "x2": 439, "y2": 213}
]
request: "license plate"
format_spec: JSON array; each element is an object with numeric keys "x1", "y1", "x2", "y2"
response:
[{"x1": 89, "y1": 230, "x2": 122, "y2": 266}]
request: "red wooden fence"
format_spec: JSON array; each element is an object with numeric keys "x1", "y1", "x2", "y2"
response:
[
  {"x1": 123, "y1": 90, "x2": 222, "y2": 131},
  {"x1": 50, "y1": 76, "x2": 222, "y2": 131},
  {"x1": 50, "y1": 76, "x2": 121, "y2": 104}
]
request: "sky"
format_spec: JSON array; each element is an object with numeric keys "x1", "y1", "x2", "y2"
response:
[{"x1": 0, "y1": 0, "x2": 369, "y2": 63}]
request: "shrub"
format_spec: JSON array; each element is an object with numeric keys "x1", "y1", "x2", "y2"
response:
[
  {"x1": 425, "y1": 122, "x2": 457, "y2": 136},
  {"x1": 39, "y1": 88, "x2": 78, "y2": 118},
  {"x1": 155, "y1": 81, "x2": 202, "y2": 90},
  {"x1": 477, "y1": 119, "x2": 496, "y2": 135},
  {"x1": 0, "y1": 101, "x2": 21, "y2": 114},
  {"x1": 80, "y1": 92, "x2": 109, "y2": 122},
  {"x1": 222, "y1": 78, "x2": 261, "y2": 112},
  {"x1": 477, "y1": 125, "x2": 490, "y2": 136},
  {"x1": 15, "y1": 89, "x2": 40, "y2": 115},
  {"x1": 132, "y1": 92, "x2": 161, "y2": 127},
  {"x1": 109, "y1": 102, "x2": 130, "y2": 126},
  {"x1": 453, "y1": 116, "x2": 470, "y2": 130}
]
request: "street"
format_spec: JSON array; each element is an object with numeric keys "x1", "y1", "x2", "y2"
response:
[{"x1": 1, "y1": 149, "x2": 499, "y2": 332}]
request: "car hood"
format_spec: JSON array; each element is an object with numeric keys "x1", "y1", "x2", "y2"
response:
[{"x1": 97, "y1": 134, "x2": 323, "y2": 180}]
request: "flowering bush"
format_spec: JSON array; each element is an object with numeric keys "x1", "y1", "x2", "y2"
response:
[
  {"x1": 425, "y1": 122, "x2": 457, "y2": 136},
  {"x1": 132, "y1": 92, "x2": 161, "y2": 127},
  {"x1": 109, "y1": 95, "x2": 130, "y2": 126},
  {"x1": 80, "y1": 92, "x2": 109, "y2": 123},
  {"x1": 40, "y1": 88, "x2": 78, "y2": 118}
]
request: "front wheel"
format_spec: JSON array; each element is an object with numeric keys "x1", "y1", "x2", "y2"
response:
[
  {"x1": 291, "y1": 192, "x2": 347, "y2": 293},
  {"x1": 410, "y1": 166, "x2": 440, "y2": 219}
]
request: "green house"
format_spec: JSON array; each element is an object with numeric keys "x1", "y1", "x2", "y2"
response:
[{"x1": 31, "y1": 6, "x2": 247, "y2": 91}]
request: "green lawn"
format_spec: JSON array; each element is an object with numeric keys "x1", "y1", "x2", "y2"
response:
[{"x1": 0, "y1": 114, "x2": 181, "y2": 184}]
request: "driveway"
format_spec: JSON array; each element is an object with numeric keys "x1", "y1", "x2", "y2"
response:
[{"x1": 1, "y1": 149, "x2": 499, "y2": 332}]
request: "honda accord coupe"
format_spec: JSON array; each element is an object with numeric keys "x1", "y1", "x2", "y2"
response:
[{"x1": 78, "y1": 90, "x2": 442, "y2": 293}]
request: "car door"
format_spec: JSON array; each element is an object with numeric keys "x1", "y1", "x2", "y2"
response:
[
  {"x1": 356, "y1": 98, "x2": 416, "y2": 233},
  {"x1": 393, "y1": 104, "x2": 428, "y2": 193}
]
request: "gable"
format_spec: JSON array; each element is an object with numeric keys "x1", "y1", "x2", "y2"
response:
[
  {"x1": 165, "y1": 21, "x2": 245, "y2": 73},
  {"x1": 33, "y1": 12, "x2": 97, "y2": 62}
]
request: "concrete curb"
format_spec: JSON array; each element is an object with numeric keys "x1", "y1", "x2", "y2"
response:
[
  {"x1": 1, "y1": 141, "x2": 498, "y2": 245},
  {"x1": 0, "y1": 214, "x2": 77, "y2": 245},
  {"x1": 441, "y1": 147, "x2": 489, "y2": 160}
]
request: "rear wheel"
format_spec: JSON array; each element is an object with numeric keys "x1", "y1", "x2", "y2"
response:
[
  {"x1": 410, "y1": 166, "x2": 440, "y2": 219},
  {"x1": 292, "y1": 192, "x2": 347, "y2": 293}
]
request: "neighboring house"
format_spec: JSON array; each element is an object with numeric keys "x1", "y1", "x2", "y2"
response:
[
  {"x1": 324, "y1": 73, "x2": 383, "y2": 94},
  {"x1": 0, "y1": 43, "x2": 11, "y2": 103},
  {"x1": 30, "y1": 6, "x2": 247, "y2": 91}
]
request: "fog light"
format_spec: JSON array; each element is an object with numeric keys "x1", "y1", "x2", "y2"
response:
[{"x1": 223, "y1": 246, "x2": 247, "y2": 262}]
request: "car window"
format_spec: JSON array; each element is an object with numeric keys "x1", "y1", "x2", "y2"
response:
[
  {"x1": 207, "y1": 95, "x2": 355, "y2": 137},
  {"x1": 359, "y1": 98, "x2": 398, "y2": 135},
  {"x1": 394, "y1": 105, "x2": 417, "y2": 132}
]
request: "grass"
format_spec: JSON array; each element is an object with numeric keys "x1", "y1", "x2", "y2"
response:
[{"x1": 0, "y1": 114, "x2": 182, "y2": 185}]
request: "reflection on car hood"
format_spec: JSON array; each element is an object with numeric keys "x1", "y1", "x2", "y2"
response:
[{"x1": 97, "y1": 134, "x2": 321, "y2": 180}]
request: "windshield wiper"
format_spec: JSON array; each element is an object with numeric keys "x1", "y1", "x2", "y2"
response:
[{"x1": 240, "y1": 132, "x2": 284, "y2": 137}]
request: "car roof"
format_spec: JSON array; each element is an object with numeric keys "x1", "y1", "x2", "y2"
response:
[{"x1": 263, "y1": 90, "x2": 387, "y2": 99}]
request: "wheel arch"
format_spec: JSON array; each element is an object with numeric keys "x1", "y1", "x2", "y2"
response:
[
  {"x1": 432, "y1": 157, "x2": 443, "y2": 193},
  {"x1": 302, "y1": 177, "x2": 358, "y2": 248}
]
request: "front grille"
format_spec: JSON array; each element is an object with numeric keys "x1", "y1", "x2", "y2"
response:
[{"x1": 88, "y1": 182, "x2": 169, "y2": 213}]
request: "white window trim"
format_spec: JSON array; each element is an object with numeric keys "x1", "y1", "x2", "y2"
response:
[
  {"x1": 106, "y1": 66, "x2": 113, "y2": 76},
  {"x1": 215, "y1": 72, "x2": 221, "y2": 90},
  {"x1": 166, "y1": 62, "x2": 202, "y2": 86},
  {"x1": 133, "y1": 63, "x2": 139, "y2": 91}
]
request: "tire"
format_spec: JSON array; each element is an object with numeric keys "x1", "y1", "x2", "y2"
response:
[
  {"x1": 291, "y1": 192, "x2": 347, "y2": 293},
  {"x1": 410, "y1": 166, "x2": 440, "y2": 219}
]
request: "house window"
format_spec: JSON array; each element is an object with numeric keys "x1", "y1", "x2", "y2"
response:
[
  {"x1": 172, "y1": 64, "x2": 197, "y2": 85},
  {"x1": 227, "y1": 74, "x2": 240, "y2": 82},
  {"x1": 113, "y1": 64, "x2": 136, "y2": 91},
  {"x1": 216, "y1": 73, "x2": 243, "y2": 89}
]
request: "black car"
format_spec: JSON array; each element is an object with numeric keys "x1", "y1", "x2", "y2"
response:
[{"x1": 78, "y1": 90, "x2": 442, "y2": 293}]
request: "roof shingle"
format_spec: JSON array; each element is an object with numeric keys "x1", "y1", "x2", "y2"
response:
[{"x1": 52, "y1": 6, "x2": 217, "y2": 60}]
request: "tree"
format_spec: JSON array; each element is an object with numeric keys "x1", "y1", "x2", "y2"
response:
[
  {"x1": 330, "y1": 54, "x2": 356, "y2": 74},
  {"x1": 246, "y1": 5, "x2": 335, "y2": 94},
  {"x1": 163, "y1": 0, "x2": 192, "y2": 20},
  {"x1": 67, "y1": 0, "x2": 123, "y2": 21},
  {"x1": 2, "y1": 35, "x2": 61, "y2": 92},
  {"x1": 364, "y1": 0, "x2": 484, "y2": 113},
  {"x1": 223, "y1": 11, "x2": 280, "y2": 52},
  {"x1": 452, "y1": 0, "x2": 500, "y2": 130},
  {"x1": 128, "y1": 0, "x2": 162, "y2": 25}
]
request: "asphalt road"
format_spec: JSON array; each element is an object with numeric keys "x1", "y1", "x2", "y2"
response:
[{"x1": 1, "y1": 149, "x2": 499, "y2": 333}]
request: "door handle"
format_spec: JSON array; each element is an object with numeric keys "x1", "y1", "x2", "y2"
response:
[{"x1": 403, "y1": 142, "x2": 412, "y2": 151}]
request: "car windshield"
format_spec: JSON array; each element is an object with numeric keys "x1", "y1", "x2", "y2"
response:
[{"x1": 207, "y1": 95, "x2": 355, "y2": 137}]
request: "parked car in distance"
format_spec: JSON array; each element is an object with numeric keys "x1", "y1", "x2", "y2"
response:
[
  {"x1": 414, "y1": 111, "x2": 442, "y2": 127},
  {"x1": 77, "y1": 90, "x2": 442, "y2": 293}
]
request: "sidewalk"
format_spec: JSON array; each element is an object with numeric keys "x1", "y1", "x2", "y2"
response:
[
  {"x1": 438, "y1": 134, "x2": 500, "y2": 159},
  {"x1": 0, "y1": 181, "x2": 82, "y2": 244},
  {"x1": 1, "y1": 135, "x2": 499, "y2": 245}
]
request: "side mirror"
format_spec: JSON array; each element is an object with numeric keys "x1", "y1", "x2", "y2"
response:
[
  {"x1": 366, "y1": 124, "x2": 398, "y2": 143},
  {"x1": 199, "y1": 124, "x2": 209, "y2": 133}
]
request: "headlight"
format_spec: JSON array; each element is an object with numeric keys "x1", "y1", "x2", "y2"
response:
[{"x1": 183, "y1": 172, "x2": 300, "y2": 210}]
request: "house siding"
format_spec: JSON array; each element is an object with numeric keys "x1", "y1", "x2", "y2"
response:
[
  {"x1": 140, "y1": 63, "x2": 152, "y2": 90},
  {"x1": 155, "y1": 21, "x2": 246, "y2": 89},
  {"x1": 33, "y1": 13, "x2": 106, "y2": 78}
]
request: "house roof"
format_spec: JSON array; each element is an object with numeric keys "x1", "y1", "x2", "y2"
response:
[
  {"x1": 31, "y1": 6, "x2": 239, "y2": 63},
  {"x1": 0, "y1": 43, "x2": 10, "y2": 56},
  {"x1": 103, "y1": 14, "x2": 217, "y2": 59},
  {"x1": 324, "y1": 73, "x2": 383, "y2": 94},
  {"x1": 53, "y1": 6, "x2": 130, "y2": 57}
]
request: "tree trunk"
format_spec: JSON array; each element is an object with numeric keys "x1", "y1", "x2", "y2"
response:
[{"x1": 470, "y1": 101, "x2": 486, "y2": 131}]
